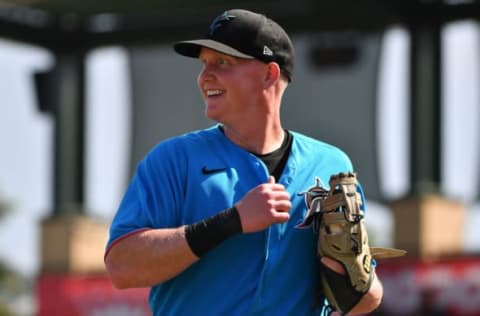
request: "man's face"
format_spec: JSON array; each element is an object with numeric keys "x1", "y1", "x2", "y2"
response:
[{"x1": 197, "y1": 48, "x2": 267, "y2": 124}]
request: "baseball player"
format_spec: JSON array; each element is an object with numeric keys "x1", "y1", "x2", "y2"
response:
[{"x1": 104, "y1": 9, "x2": 384, "y2": 315}]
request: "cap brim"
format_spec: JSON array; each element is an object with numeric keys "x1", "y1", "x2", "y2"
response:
[{"x1": 174, "y1": 39, "x2": 254, "y2": 60}]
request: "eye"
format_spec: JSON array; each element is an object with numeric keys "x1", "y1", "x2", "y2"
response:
[{"x1": 217, "y1": 58, "x2": 230, "y2": 65}]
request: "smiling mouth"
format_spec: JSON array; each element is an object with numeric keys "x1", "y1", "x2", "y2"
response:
[{"x1": 206, "y1": 89, "x2": 224, "y2": 97}]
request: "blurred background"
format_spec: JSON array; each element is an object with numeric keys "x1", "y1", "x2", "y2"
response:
[{"x1": 0, "y1": 0, "x2": 479, "y2": 315}]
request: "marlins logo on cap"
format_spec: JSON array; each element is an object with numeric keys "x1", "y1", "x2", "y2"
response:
[{"x1": 208, "y1": 11, "x2": 236, "y2": 36}]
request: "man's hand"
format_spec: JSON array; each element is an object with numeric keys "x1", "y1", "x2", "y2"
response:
[
  {"x1": 320, "y1": 256, "x2": 346, "y2": 275},
  {"x1": 321, "y1": 256, "x2": 383, "y2": 315},
  {"x1": 235, "y1": 176, "x2": 291, "y2": 233}
]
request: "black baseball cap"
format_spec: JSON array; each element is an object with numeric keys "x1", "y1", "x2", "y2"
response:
[{"x1": 173, "y1": 9, "x2": 294, "y2": 82}]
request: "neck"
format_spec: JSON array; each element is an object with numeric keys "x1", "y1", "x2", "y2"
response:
[
  {"x1": 222, "y1": 81, "x2": 287, "y2": 154},
  {"x1": 223, "y1": 122, "x2": 285, "y2": 155}
]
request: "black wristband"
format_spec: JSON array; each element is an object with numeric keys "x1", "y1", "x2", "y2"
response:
[{"x1": 184, "y1": 206, "x2": 243, "y2": 257}]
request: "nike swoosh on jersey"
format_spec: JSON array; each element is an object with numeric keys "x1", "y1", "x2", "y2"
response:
[{"x1": 201, "y1": 166, "x2": 227, "y2": 175}]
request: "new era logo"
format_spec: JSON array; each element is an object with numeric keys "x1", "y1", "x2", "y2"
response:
[{"x1": 263, "y1": 45, "x2": 273, "y2": 56}]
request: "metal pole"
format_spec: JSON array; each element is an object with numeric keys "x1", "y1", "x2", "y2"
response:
[
  {"x1": 409, "y1": 21, "x2": 442, "y2": 195},
  {"x1": 52, "y1": 52, "x2": 85, "y2": 215}
]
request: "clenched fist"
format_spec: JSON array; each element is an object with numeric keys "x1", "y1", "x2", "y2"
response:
[{"x1": 235, "y1": 176, "x2": 291, "y2": 233}]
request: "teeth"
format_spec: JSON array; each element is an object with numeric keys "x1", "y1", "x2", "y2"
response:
[{"x1": 206, "y1": 89, "x2": 223, "y2": 96}]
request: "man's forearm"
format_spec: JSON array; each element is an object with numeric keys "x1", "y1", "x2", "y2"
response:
[
  {"x1": 105, "y1": 227, "x2": 198, "y2": 289},
  {"x1": 348, "y1": 272, "x2": 383, "y2": 315}
]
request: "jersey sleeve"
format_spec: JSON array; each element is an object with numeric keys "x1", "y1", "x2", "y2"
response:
[{"x1": 105, "y1": 139, "x2": 186, "y2": 251}]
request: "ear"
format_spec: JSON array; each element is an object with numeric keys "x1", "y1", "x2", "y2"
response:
[{"x1": 264, "y1": 62, "x2": 281, "y2": 87}]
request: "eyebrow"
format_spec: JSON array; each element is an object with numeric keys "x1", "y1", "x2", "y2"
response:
[{"x1": 199, "y1": 54, "x2": 239, "y2": 64}]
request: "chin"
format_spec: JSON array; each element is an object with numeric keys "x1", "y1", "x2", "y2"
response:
[
  {"x1": 205, "y1": 106, "x2": 222, "y2": 121},
  {"x1": 205, "y1": 111, "x2": 220, "y2": 122}
]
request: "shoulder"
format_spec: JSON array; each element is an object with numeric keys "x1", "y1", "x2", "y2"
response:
[
  {"x1": 136, "y1": 126, "x2": 222, "y2": 174},
  {"x1": 147, "y1": 126, "x2": 221, "y2": 158},
  {"x1": 289, "y1": 131, "x2": 352, "y2": 168}
]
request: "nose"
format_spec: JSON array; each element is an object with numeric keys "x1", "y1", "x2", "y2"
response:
[
  {"x1": 198, "y1": 64, "x2": 215, "y2": 83},
  {"x1": 197, "y1": 67, "x2": 207, "y2": 94},
  {"x1": 197, "y1": 65, "x2": 216, "y2": 92}
]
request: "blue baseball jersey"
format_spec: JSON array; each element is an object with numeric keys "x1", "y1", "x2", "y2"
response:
[{"x1": 106, "y1": 125, "x2": 358, "y2": 316}]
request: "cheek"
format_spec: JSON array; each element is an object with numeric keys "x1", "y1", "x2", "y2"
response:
[{"x1": 232, "y1": 72, "x2": 263, "y2": 97}]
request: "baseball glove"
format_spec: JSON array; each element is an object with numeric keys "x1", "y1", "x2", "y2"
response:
[{"x1": 299, "y1": 172, "x2": 406, "y2": 315}]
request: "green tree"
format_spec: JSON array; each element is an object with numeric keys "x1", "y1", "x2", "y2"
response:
[{"x1": 0, "y1": 194, "x2": 15, "y2": 316}]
